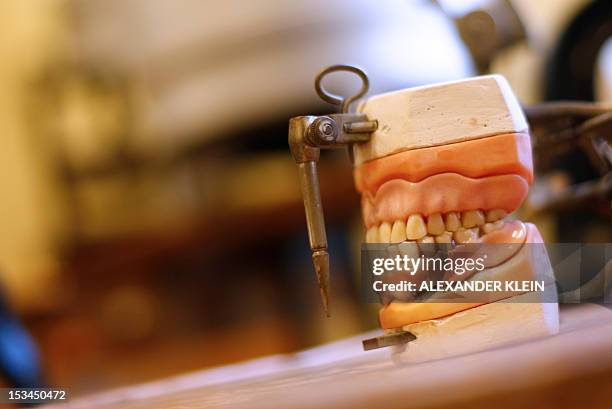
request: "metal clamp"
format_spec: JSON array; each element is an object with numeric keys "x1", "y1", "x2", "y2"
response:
[{"x1": 288, "y1": 65, "x2": 378, "y2": 316}]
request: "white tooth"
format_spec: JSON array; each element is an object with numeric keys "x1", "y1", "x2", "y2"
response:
[
  {"x1": 485, "y1": 209, "x2": 507, "y2": 222},
  {"x1": 461, "y1": 210, "x2": 485, "y2": 228},
  {"x1": 426, "y1": 213, "x2": 445, "y2": 235},
  {"x1": 418, "y1": 236, "x2": 436, "y2": 256},
  {"x1": 366, "y1": 226, "x2": 379, "y2": 243},
  {"x1": 386, "y1": 244, "x2": 399, "y2": 260},
  {"x1": 481, "y1": 220, "x2": 505, "y2": 235},
  {"x1": 453, "y1": 228, "x2": 478, "y2": 244},
  {"x1": 397, "y1": 241, "x2": 419, "y2": 260},
  {"x1": 434, "y1": 231, "x2": 452, "y2": 244},
  {"x1": 406, "y1": 214, "x2": 427, "y2": 240},
  {"x1": 444, "y1": 212, "x2": 461, "y2": 232},
  {"x1": 390, "y1": 220, "x2": 407, "y2": 243},
  {"x1": 378, "y1": 222, "x2": 392, "y2": 243},
  {"x1": 468, "y1": 227, "x2": 479, "y2": 240}
]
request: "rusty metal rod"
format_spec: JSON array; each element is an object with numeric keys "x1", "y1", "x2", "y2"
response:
[{"x1": 297, "y1": 161, "x2": 330, "y2": 316}]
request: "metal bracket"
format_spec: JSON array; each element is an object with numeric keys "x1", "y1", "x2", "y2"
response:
[
  {"x1": 362, "y1": 331, "x2": 416, "y2": 351},
  {"x1": 288, "y1": 65, "x2": 378, "y2": 316}
]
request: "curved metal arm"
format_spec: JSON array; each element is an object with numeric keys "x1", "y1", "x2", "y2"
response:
[
  {"x1": 288, "y1": 65, "x2": 378, "y2": 317},
  {"x1": 314, "y1": 65, "x2": 369, "y2": 113}
]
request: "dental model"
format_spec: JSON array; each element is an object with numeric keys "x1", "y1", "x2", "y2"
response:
[{"x1": 354, "y1": 75, "x2": 559, "y2": 362}]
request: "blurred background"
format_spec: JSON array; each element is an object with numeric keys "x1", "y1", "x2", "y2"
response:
[{"x1": 0, "y1": 0, "x2": 610, "y2": 397}]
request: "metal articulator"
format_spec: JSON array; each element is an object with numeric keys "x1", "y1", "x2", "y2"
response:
[
  {"x1": 288, "y1": 65, "x2": 378, "y2": 317},
  {"x1": 524, "y1": 102, "x2": 612, "y2": 215}
]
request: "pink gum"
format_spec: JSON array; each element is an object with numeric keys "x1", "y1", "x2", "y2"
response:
[
  {"x1": 362, "y1": 173, "x2": 528, "y2": 228},
  {"x1": 354, "y1": 132, "x2": 533, "y2": 195}
]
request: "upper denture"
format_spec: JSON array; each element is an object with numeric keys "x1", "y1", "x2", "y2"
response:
[{"x1": 361, "y1": 173, "x2": 528, "y2": 228}]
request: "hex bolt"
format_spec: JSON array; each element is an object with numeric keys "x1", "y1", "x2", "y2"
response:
[{"x1": 308, "y1": 116, "x2": 338, "y2": 145}]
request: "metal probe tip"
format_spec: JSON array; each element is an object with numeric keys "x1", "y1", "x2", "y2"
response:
[{"x1": 312, "y1": 250, "x2": 330, "y2": 317}]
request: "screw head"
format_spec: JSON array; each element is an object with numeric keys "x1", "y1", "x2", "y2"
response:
[{"x1": 310, "y1": 117, "x2": 338, "y2": 144}]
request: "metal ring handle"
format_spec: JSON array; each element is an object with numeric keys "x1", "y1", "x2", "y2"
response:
[{"x1": 314, "y1": 65, "x2": 369, "y2": 113}]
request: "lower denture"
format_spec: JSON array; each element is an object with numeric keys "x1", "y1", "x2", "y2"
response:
[{"x1": 448, "y1": 220, "x2": 527, "y2": 270}]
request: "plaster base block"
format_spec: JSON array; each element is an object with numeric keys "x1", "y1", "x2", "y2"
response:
[{"x1": 391, "y1": 294, "x2": 559, "y2": 364}]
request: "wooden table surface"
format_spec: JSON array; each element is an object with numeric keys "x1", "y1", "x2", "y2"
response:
[{"x1": 47, "y1": 303, "x2": 612, "y2": 409}]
